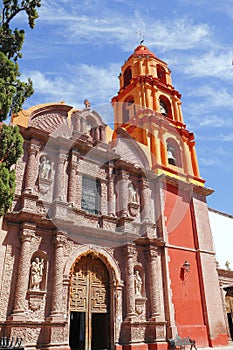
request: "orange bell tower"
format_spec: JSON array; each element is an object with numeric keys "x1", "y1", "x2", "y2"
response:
[{"x1": 112, "y1": 45, "x2": 204, "y2": 187}]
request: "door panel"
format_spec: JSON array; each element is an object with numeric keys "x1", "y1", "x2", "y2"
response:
[{"x1": 70, "y1": 255, "x2": 110, "y2": 350}]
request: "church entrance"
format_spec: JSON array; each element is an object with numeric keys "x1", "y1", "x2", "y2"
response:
[{"x1": 69, "y1": 254, "x2": 110, "y2": 350}]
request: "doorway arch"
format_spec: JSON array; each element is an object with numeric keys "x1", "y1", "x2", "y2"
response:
[{"x1": 65, "y1": 245, "x2": 123, "y2": 350}]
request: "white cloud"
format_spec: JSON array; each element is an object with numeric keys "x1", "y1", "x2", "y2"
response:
[
  {"x1": 221, "y1": 134, "x2": 233, "y2": 142},
  {"x1": 37, "y1": 2, "x2": 211, "y2": 53},
  {"x1": 199, "y1": 115, "x2": 233, "y2": 128},
  {"x1": 22, "y1": 62, "x2": 120, "y2": 111},
  {"x1": 174, "y1": 51, "x2": 233, "y2": 79}
]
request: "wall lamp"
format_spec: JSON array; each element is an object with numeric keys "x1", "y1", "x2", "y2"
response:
[{"x1": 182, "y1": 260, "x2": 191, "y2": 272}]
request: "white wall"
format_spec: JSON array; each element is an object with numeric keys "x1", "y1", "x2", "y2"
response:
[{"x1": 209, "y1": 209, "x2": 233, "y2": 270}]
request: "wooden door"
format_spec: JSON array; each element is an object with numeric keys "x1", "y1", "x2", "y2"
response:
[{"x1": 70, "y1": 254, "x2": 110, "y2": 350}]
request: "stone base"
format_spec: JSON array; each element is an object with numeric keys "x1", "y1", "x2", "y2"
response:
[{"x1": 123, "y1": 343, "x2": 168, "y2": 350}]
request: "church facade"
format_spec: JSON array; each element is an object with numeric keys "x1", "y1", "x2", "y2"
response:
[{"x1": 0, "y1": 45, "x2": 229, "y2": 350}]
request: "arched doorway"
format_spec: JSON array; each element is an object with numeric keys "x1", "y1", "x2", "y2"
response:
[{"x1": 69, "y1": 254, "x2": 110, "y2": 350}]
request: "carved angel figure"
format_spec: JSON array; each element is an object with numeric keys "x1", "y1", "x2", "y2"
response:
[{"x1": 30, "y1": 257, "x2": 44, "y2": 290}]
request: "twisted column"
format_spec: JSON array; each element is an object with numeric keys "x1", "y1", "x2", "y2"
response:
[
  {"x1": 24, "y1": 141, "x2": 40, "y2": 193},
  {"x1": 50, "y1": 232, "x2": 66, "y2": 319},
  {"x1": 146, "y1": 246, "x2": 160, "y2": 319},
  {"x1": 124, "y1": 244, "x2": 136, "y2": 320},
  {"x1": 11, "y1": 224, "x2": 35, "y2": 319}
]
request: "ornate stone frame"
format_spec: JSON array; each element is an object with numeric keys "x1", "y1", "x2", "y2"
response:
[{"x1": 64, "y1": 244, "x2": 124, "y2": 348}]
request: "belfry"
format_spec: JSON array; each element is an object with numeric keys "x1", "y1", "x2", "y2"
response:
[{"x1": 0, "y1": 45, "x2": 230, "y2": 350}]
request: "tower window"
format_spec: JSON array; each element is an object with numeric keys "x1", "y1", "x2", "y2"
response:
[
  {"x1": 166, "y1": 138, "x2": 182, "y2": 167},
  {"x1": 122, "y1": 96, "x2": 134, "y2": 123},
  {"x1": 157, "y1": 65, "x2": 166, "y2": 84},
  {"x1": 159, "y1": 100, "x2": 168, "y2": 116},
  {"x1": 124, "y1": 67, "x2": 132, "y2": 87},
  {"x1": 159, "y1": 96, "x2": 172, "y2": 119},
  {"x1": 81, "y1": 176, "x2": 100, "y2": 214}
]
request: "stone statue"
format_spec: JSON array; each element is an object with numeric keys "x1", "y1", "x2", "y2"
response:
[
  {"x1": 134, "y1": 270, "x2": 142, "y2": 297},
  {"x1": 39, "y1": 157, "x2": 51, "y2": 179},
  {"x1": 30, "y1": 257, "x2": 44, "y2": 291},
  {"x1": 84, "y1": 99, "x2": 90, "y2": 108},
  {"x1": 225, "y1": 260, "x2": 231, "y2": 271},
  {"x1": 128, "y1": 183, "x2": 137, "y2": 203}
]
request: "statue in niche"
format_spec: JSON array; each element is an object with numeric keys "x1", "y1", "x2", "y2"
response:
[
  {"x1": 128, "y1": 182, "x2": 137, "y2": 203},
  {"x1": 134, "y1": 270, "x2": 142, "y2": 297},
  {"x1": 29, "y1": 257, "x2": 44, "y2": 291},
  {"x1": 39, "y1": 156, "x2": 51, "y2": 179}
]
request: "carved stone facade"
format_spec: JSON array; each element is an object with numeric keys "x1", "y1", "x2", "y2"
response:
[{"x1": 0, "y1": 45, "x2": 229, "y2": 350}]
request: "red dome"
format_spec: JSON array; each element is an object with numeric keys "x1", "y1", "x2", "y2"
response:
[{"x1": 127, "y1": 45, "x2": 157, "y2": 61}]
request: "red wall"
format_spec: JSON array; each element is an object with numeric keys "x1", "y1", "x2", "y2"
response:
[{"x1": 164, "y1": 185, "x2": 209, "y2": 347}]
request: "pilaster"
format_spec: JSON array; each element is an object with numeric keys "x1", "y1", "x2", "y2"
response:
[
  {"x1": 124, "y1": 244, "x2": 136, "y2": 321},
  {"x1": 10, "y1": 223, "x2": 36, "y2": 320},
  {"x1": 49, "y1": 231, "x2": 67, "y2": 322},
  {"x1": 24, "y1": 141, "x2": 40, "y2": 193}
]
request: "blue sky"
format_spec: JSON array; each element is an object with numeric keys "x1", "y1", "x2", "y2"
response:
[{"x1": 15, "y1": 0, "x2": 233, "y2": 214}]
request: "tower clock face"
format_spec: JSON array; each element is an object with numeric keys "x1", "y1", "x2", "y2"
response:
[{"x1": 159, "y1": 101, "x2": 168, "y2": 116}]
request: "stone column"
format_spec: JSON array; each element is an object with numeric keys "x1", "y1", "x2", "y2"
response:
[
  {"x1": 124, "y1": 244, "x2": 136, "y2": 320},
  {"x1": 153, "y1": 86, "x2": 160, "y2": 113},
  {"x1": 190, "y1": 142, "x2": 200, "y2": 177},
  {"x1": 117, "y1": 169, "x2": 129, "y2": 217},
  {"x1": 11, "y1": 223, "x2": 35, "y2": 320},
  {"x1": 67, "y1": 151, "x2": 79, "y2": 204},
  {"x1": 24, "y1": 141, "x2": 40, "y2": 193},
  {"x1": 99, "y1": 126, "x2": 106, "y2": 142},
  {"x1": 183, "y1": 138, "x2": 193, "y2": 175},
  {"x1": 108, "y1": 162, "x2": 115, "y2": 216},
  {"x1": 53, "y1": 152, "x2": 67, "y2": 201},
  {"x1": 139, "y1": 177, "x2": 151, "y2": 222},
  {"x1": 146, "y1": 246, "x2": 160, "y2": 319},
  {"x1": 49, "y1": 232, "x2": 67, "y2": 321}
]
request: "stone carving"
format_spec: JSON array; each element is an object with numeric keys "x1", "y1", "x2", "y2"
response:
[
  {"x1": 39, "y1": 156, "x2": 51, "y2": 180},
  {"x1": 134, "y1": 270, "x2": 142, "y2": 297},
  {"x1": 0, "y1": 245, "x2": 16, "y2": 318},
  {"x1": 128, "y1": 182, "x2": 137, "y2": 203},
  {"x1": 29, "y1": 258, "x2": 44, "y2": 291}
]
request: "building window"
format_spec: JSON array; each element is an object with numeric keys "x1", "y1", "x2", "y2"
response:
[
  {"x1": 124, "y1": 67, "x2": 132, "y2": 87},
  {"x1": 157, "y1": 65, "x2": 166, "y2": 84},
  {"x1": 166, "y1": 138, "x2": 182, "y2": 167},
  {"x1": 81, "y1": 176, "x2": 100, "y2": 214}
]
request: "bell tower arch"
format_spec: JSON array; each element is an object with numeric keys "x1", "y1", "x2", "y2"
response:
[{"x1": 112, "y1": 44, "x2": 203, "y2": 186}]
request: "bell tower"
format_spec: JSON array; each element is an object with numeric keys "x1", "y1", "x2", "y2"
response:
[{"x1": 112, "y1": 45, "x2": 204, "y2": 187}]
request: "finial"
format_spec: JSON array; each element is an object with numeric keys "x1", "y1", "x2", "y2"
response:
[
  {"x1": 84, "y1": 99, "x2": 90, "y2": 108},
  {"x1": 136, "y1": 30, "x2": 144, "y2": 45}
]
